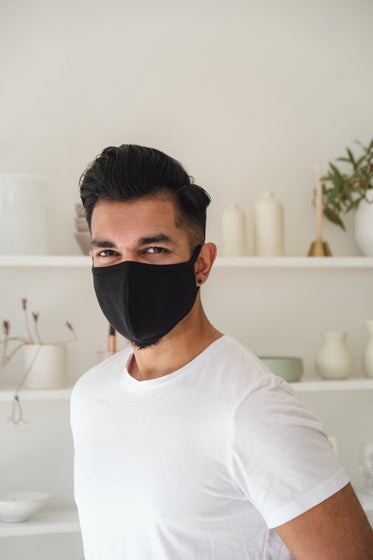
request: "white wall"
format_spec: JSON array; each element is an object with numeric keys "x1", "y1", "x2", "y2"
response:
[
  {"x1": 1, "y1": 1, "x2": 373, "y2": 556},
  {"x1": 1, "y1": 0, "x2": 373, "y2": 256}
]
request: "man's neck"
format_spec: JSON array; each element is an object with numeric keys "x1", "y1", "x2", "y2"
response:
[{"x1": 127, "y1": 306, "x2": 222, "y2": 382}]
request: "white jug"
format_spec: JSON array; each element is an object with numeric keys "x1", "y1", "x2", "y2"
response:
[{"x1": 315, "y1": 331, "x2": 354, "y2": 380}]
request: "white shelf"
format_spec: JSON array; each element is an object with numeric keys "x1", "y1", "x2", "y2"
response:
[
  {"x1": 1, "y1": 380, "x2": 373, "y2": 401},
  {"x1": 291, "y1": 378, "x2": 373, "y2": 392},
  {"x1": 0, "y1": 498, "x2": 370, "y2": 538},
  {"x1": 0, "y1": 255, "x2": 90, "y2": 267},
  {"x1": 215, "y1": 256, "x2": 373, "y2": 268},
  {"x1": 0, "y1": 509, "x2": 80, "y2": 537},
  {"x1": 0, "y1": 388, "x2": 73, "y2": 402},
  {"x1": 1, "y1": 255, "x2": 373, "y2": 269}
]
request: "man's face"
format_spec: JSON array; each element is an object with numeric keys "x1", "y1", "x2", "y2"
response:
[{"x1": 90, "y1": 196, "x2": 193, "y2": 268}]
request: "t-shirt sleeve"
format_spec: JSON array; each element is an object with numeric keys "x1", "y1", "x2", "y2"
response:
[{"x1": 227, "y1": 379, "x2": 350, "y2": 528}]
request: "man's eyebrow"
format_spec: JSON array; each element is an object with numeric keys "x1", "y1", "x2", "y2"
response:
[
  {"x1": 90, "y1": 239, "x2": 117, "y2": 249},
  {"x1": 90, "y1": 234, "x2": 174, "y2": 249},
  {"x1": 137, "y1": 234, "x2": 173, "y2": 245}
]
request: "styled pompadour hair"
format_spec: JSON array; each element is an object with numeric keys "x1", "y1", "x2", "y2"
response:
[{"x1": 79, "y1": 144, "x2": 211, "y2": 246}]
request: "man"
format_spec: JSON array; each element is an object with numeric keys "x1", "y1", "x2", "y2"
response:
[{"x1": 71, "y1": 144, "x2": 373, "y2": 559}]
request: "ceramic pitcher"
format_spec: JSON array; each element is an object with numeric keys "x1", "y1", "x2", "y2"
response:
[{"x1": 315, "y1": 331, "x2": 354, "y2": 380}]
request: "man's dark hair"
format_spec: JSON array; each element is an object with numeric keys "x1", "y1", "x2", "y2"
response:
[{"x1": 79, "y1": 144, "x2": 211, "y2": 246}]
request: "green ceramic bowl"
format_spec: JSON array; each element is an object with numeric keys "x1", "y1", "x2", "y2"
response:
[{"x1": 259, "y1": 356, "x2": 303, "y2": 383}]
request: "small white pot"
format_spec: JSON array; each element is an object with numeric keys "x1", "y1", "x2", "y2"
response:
[
  {"x1": 23, "y1": 344, "x2": 67, "y2": 389},
  {"x1": 355, "y1": 189, "x2": 373, "y2": 256}
]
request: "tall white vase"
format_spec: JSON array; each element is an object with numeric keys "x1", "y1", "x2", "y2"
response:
[
  {"x1": 221, "y1": 203, "x2": 247, "y2": 256},
  {"x1": 362, "y1": 320, "x2": 373, "y2": 378},
  {"x1": 315, "y1": 331, "x2": 354, "y2": 380},
  {"x1": 253, "y1": 192, "x2": 284, "y2": 256},
  {"x1": 23, "y1": 344, "x2": 67, "y2": 389},
  {"x1": 354, "y1": 189, "x2": 373, "y2": 256}
]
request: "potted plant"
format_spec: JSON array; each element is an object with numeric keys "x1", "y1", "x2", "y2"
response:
[
  {"x1": 1, "y1": 298, "x2": 76, "y2": 425},
  {"x1": 322, "y1": 139, "x2": 373, "y2": 255}
]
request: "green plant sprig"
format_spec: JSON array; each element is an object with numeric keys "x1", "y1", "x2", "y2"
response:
[{"x1": 322, "y1": 139, "x2": 373, "y2": 230}]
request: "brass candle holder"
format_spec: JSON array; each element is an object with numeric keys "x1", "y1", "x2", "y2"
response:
[
  {"x1": 308, "y1": 165, "x2": 332, "y2": 257},
  {"x1": 307, "y1": 240, "x2": 332, "y2": 257}
]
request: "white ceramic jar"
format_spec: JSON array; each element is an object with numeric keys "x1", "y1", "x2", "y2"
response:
[
  {"x1": 221, "y1": 203, "x2": 247, "y2": 256},
  {"x1": 23, "y1": 344, "x2": 67, "y2": 389},
  {"x1": 253, "y1": 192, "x2": 284, "y2": 256},
  {"x1": 0, "y1": 174, "x2": 49, "y2": 255}
]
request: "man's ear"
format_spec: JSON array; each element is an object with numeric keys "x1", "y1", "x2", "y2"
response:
[{"x1": 194, "y1": 243, "x2": 217, "y2": 286}]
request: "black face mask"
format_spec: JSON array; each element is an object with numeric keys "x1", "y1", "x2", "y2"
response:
[{"x1": 92, "y1": 245, "x2": 202, "y2": 348}]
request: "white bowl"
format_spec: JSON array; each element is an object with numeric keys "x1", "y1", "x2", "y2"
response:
[
  {"x1": 259, "y1": 356, "x2": 303, "y2": 383},
  {"x1": 0, "y1": 491, "x2": 50, "y2": 522}
]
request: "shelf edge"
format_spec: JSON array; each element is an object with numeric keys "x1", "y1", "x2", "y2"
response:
[
  {"x1": 1, "y1": 380, "x2": 373, "y2": 401},
  {"x1": 1, "y1": 255, "x2": 373, "y2": 269},
  {"x1": 0, "y1": 509, "x2": 80, "y2": 537},
  {"x1": 0, "y1": 388, "x2": 73, "y2": 402},
  {"x1": 291, "y1": 378, "x2": 373, "y2": 392}
]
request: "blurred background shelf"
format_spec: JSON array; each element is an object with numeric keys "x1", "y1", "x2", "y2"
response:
[
  {"x1": 291, "y1": 378, "x2": 373, "y2": 392},
  {"x1": 0, "y1": 509, "x2": 79, "y2": 537},
  {"x1": 0, "y1": 255, "x2": 90, "y2": 267},
  {"x1": 1, "y1": 379, "x2": 373, "y2": 401},
  {"x1": 0, "y1": 388, "x2": 73, "y2": 402},
  {"x1": 0, "y1": 498, "x2": 370, "y2": 539},
  {"x1": 1, "y1": 255, "x2": 373, "y2": 268},
  {"x1": 215, "y1": 257, "x2": 373, "y2": 268}
]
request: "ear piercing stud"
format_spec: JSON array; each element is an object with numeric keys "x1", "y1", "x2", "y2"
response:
[{"x1": 197, "y1": 278, "x2": 202, "y2": 284}]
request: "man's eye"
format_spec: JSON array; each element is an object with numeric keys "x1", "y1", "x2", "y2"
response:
[
  {"x1": 145, "y1": 247, "x2": 166, "y2": 254},
  {"x1": 98, "y1": 249, "x2": 117, "y2": 257}
]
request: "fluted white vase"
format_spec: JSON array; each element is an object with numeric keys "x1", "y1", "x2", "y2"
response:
[
  {"x1": 362, "y1": 320, "x2": 373, "y2": 378},
  {"x1": 315, "y1": 331, "x2": 354, "y2": 380}
]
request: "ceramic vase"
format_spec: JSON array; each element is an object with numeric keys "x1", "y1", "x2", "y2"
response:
[
  {"x1": 23, "y1": 344, "x2": 67, "y2": 389},
  {"x1": 0, "y1": 174, "x2": 49, "y2": 255},
  {"x1": 221, "y1": 203, "x2": 247, "y2": 256},
  {"x1": 362, "y1": 320, "x2": 373, "y2": 378},
  {"x1": 354, "y1": 189, "x2": 373, "y2": 256},
  {"x1": 315, "y1": 331, "x2": 354, "y2": 380},
  {"x1": 253, "y1": 192, "x2": 284, "y2": 256}
]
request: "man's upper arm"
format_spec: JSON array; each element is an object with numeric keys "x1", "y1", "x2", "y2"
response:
[{"x1": 275, "y1": 483, "x2": 373, "y2": 560}]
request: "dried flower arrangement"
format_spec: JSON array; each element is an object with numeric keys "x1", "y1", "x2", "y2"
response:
[{"x1": 1, "y1": 298, "x2": 76, "y2": 426}]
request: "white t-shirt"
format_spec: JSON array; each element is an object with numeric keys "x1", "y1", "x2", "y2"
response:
[{"x1": 71, "y1": 335, "x2": 349, "y2": 560}]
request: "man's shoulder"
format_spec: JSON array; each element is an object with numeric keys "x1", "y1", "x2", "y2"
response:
[
  {"x1": 207, "y1": 335, "x2": 277, "y2": 381},
  {"x1": 201, "y1": 335, "x2": 293, "y2": 400},
  {"x1": 72, "y1": 346, "x2": 132, "y2": 397}
]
